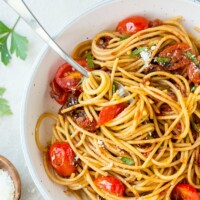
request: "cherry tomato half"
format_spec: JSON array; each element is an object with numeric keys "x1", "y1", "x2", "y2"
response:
[
  {"x1": 55, "y1": 60, "x2": 88, "y2": 90},
  {"x1": 50, "y1": 79, "x2": 68, "y2": 105},
  {"x1": 159, "y1": 43, "x2": 191, "y2": 71},
  {"x1": 171, "y1": 183, "x2": 200, "y2": 200},
  {"x1": 94, "y1": 176, "x2": 125, "y2": 197},
  {"x1": 49, "y1": 142, "x2": 76, "y2": 177},
  {"x1": 72, "y1": 109, "x2": 97, "y2": 132},
  {"x1": 98, "y1": 103, "x2": 127, "y2": 126},
  {"x1": 116, "y1": 16, "x2": 149, "y2": 35},
  {"x1": 187, "y1": 63, "x2": 200, "y2": 84}
]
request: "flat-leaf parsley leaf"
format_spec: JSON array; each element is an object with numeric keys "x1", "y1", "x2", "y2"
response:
[
  {"x1": 0, "y1": 17, "x2": 28, "y2": 65},
  {"x1": 0, "y1": 87, "x2": 12, "y2": 117}
]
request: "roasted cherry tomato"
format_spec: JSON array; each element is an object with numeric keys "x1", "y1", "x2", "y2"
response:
[
  {"x1": 171, "y1": 183, "x2": 200, "y2": 200},
  {"x1": 187, "y1": 63, "x2": 200, "y2": 84},
  {"x1": 159, "y1": 43, "x2": 191, "y2": 71},
  {"x1": 49, "y1": 142, "x2": 76, "y2": 177},
  {"x1": 149, "y1": 19, "x2": 163, "y2": 27},
  {"x1": 72, "y1": 109, "x2": 97, "y2": 132},
  {"x1": 55, "y1": 60, "x2": 88, "y2": 90},
  {"x1": 50, "y1": 79, "x2": 68, "y2": 105},
  {"x1": 98, "y1": 103, "x2": 127, "y2": 126},
  {"x1": 116, "y1": 16, "x2": 149, "y2": 35},
  {"x1": 94, "y1": 176, "x2": 125, "y2": 197}
]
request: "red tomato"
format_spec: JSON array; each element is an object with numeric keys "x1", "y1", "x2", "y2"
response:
[
  {"x1": 171, "y1": 184, "x2": 200, "y2": 200},
  {"x1": 116, "y1": 16, "x2": 149, "y2": 35},
  {"x1": 187, "y1": 63, "x2": 200, "y2": 84},
  {"x1": 94, "y1": 176, "x2": 125, "y2": 197},
  {"x1": 55, "y1": 60, "x2": 88, "y2": 90},
  {"x1": 72, "y1": 109, "x2": 97, "y2": 132},
  {"x1": 98, "y1": 103, "x2": 127, "y2": 126},
  {"x1": 50, "y1": 79, "x2": 68, "y2": 105},
  {"x1": 49, "y1": 142, "x2": 76, "y2": 177},
  {"x1": 159, "y1": 43, "x2": 191, "y2": 71}
]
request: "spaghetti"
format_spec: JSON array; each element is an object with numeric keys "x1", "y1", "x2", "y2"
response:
[{"x1": 36, "y1": 16, "x2": 200, "y2": 200}]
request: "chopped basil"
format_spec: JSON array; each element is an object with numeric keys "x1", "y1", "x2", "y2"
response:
[
  {"x1": 112, "y1": 81, "x2": 118, "y2": 94},
  {"x1": 130, "y1": 47, "x2": 147, "y2": 57},
  {"x1": 86, "y1": 53, "x2": 95, "y2": 68},
  {"x1": 191, "y1": 85, "x2": 197, "y2": 92},
  {"x1": 183, "y1": 51, "x2": 199, "y2": 65},
  {"x1": 191, "y1": 122, "x2": 199, "y2": 132},
  {"x1": 120, "y1": 157, "x2": 135, "y2": 165},
  {"x1": 120, "y1": 35, "x2": 129, "y2": 41},
  {"x1": 154, "y1": 57, "x2": 171, "y2": 64}
]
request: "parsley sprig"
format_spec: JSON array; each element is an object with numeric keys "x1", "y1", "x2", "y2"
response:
[
  {"x1": 0, "y1": 17, "x2": 28, "y2": 66},
  {"x1": 0, "y1": 87, "x2": 12, "y2": 117}
]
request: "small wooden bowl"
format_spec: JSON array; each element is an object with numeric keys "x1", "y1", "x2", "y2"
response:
[{"x1": 0, "y1": 155, "x2": 21, "y2": 200}]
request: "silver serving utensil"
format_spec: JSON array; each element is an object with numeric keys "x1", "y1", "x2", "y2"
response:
[
  {"x1": 3, "y1": 0, "x2": 88, "y2": 77},
  {"x1": 4, "y1": 0, "x2": 132, "y2": 100}
]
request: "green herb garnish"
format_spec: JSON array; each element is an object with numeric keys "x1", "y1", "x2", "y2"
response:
[
  {"x1": 120, "y1": 157, "x2": 135, "y2": 165},
  {"x1": 154, "y1": 57, "x2": 171, "y2": 64},
  {"x1": 120, "y1": 35, "x2": 129, "y2": 41},
  {"x1": 191, "y1": 85, "x2": 197, "y2": 93},
  {"x1": 0, "y1": 87, "x2": 12, "y2": 117},
  {"x1": 191, "y1": 122, "x2": 199, "y2": 132},
  {"x1": 86, "y1": 53, "x2": 95, "y2": 68},
  {"x1": 183, "y1": 51, "x2": 199, "y2": 65},
  {"x1": 130, "y1": 47, "x2": 147, "y2": 57},
  {"x1": 0, "y1": 17, "x2": 28, "y2": 66},
  {"x1": 112, "y1": 81, "x2": 118, "y2": 94}
]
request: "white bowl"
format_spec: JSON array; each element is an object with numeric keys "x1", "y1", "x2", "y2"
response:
[{"x1": 21, "y1": 0, "x2": 200, "y2": 199}]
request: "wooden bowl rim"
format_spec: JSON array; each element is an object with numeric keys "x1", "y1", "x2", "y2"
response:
[{"x1": 0, "y1": 155, "x2": 21, "y2": 200}]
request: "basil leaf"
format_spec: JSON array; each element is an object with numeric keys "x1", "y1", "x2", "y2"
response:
[
  {"x1": 183, "y1": 51, "x2": 199, "y2": 65},
  {"x1": 10, "y1": 32, "x2": 28, "y2": 60},
  {"x1": 120, "y1": 157, "x2": 135, "y2": 165},
  {"x1": 130, "y1": 47, "x2": 147, "y2": 57},
  {"x1": 86, "y1": 53, "x2": 94, "y2": 68},
  {"x1": 154, "y1": 57, "x2": 171, "y2": 64}
]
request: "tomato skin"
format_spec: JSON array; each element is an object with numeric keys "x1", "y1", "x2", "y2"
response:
[
  {"x1": 159, "y1": 43, "x2": 191, "y2": 71},
  {"x1": 116, "y1": 16, "x2": 149, "y2": 35},
  {"x1": 55, "y1": 60, "x2": 88, "y2": 91},
  {"x1": 94, "y1": 176, "x2": 125, "y2": 197},
  {"x1": 72, "y1": 109, "x2": 97, "y2": 132},
  {"x1": 49, "y1": 142, "x2": 76, "y2": 177},
  {"x1": 171, "y1": 184, "x2": 199, "y2": 200},
  {"x1": 98, "y1": 103, "x2": 127, "y2": 126},
  {"x1": 187, "y1": 63, "x2": 200, "y2": 84},
  {"x1": 50, "y1": 79, "x2": 68, "y2": 105}
]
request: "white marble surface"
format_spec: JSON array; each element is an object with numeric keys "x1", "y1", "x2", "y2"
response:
[{"x1": 0, "y1": 0, "x2": 200, "y2": 199}]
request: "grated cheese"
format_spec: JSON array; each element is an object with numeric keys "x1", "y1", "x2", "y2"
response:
[
  {"x1": 97, "y1": 139, "x2": 104, "y2": 147},
  {"x1": 0, "y1": 169, "x2": 15, "y2": 200},
  {"x1": 140, "y1": 50, "x2": 151, "y2": 67}
]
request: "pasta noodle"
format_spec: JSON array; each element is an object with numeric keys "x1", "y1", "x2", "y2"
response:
[{"x1": 35, "y1": 17, "x2": 200, "y2": 199}]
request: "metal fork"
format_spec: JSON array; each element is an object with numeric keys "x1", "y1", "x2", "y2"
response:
[{"x1": 3, "y1": 0, "x2": 89, "y2": 77}]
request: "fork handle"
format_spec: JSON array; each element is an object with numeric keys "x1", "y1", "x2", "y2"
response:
[{"x1": 3, "y1": 0, "x2": 89, "y2": 77}]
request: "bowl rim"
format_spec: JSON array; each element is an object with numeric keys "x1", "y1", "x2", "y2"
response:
[
  {"x1": 20, "y1": 0, "x2": 199, "y2": 199},
  {"x1": 0, "y1": 155, "x2": 21, "y2": 200}
]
